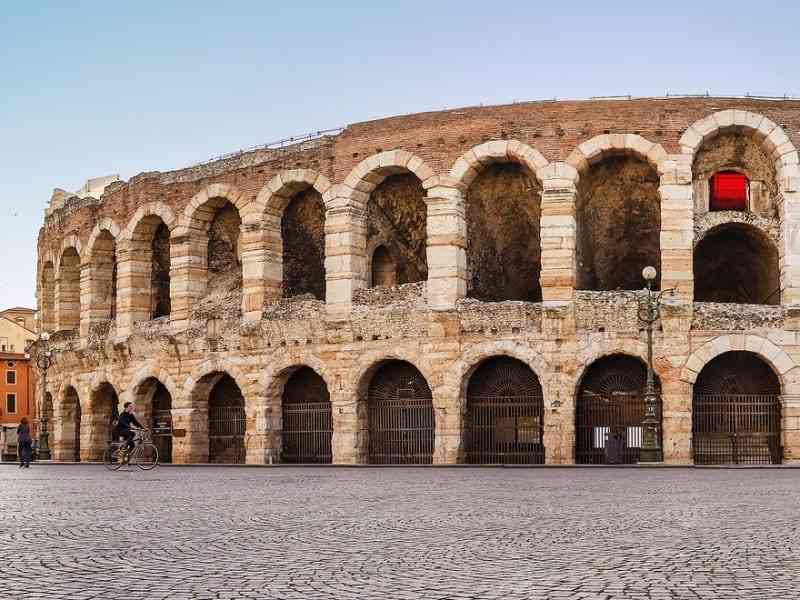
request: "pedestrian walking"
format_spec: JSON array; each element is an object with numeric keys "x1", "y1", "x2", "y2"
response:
[{"x1": 17, "y1": 417, "x2": 32, "y2": 468}]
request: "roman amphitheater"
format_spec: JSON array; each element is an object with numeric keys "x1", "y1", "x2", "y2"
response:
[{"x1": 34, "y1": 97, "x2": 800, "y2": 465}]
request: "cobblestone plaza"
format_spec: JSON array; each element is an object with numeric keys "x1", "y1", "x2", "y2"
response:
[{"x1": 1, "y1": 466, "x2": 798, "y2": 599}]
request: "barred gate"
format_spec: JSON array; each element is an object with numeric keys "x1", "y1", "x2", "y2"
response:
[
  {"x1": 693, "y1": 394, "x2": 781, "y2": 464},
  {"x1": 692, "y1": 351, "x2": 783, "y2": 465},
  {"x1": 209, "y1": 405, "x2": 246, "y2": 464},
  {"x1": 368, "y1": 361, "x2": 434, "y2": 464},
  {"x1": 466, "y1": 357, "x2": 545, "y2": 464},
  {"x1": 576, "y1": 355, "x2": 660, "y2": 465},
  {"x1": 283, "y1": 402, "x2": 332, "y2": 463}
]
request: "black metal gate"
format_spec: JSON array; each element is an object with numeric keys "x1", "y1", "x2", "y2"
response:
[
  {"x1": 209, "y1": 405, "x2": 246, "y2": 464},
  {"x1": 282, "y1": 367, "x2": 332, "y2": 463},
  {"x1": 368, "y1": 361, "x2": 434, "y2": 464},
  {"x1": 693, "y1": 351, "x2": 782, "y2": 465},
  {"x1": 466, "y1": 356, "x2": 544, "y2": 464},
  {"x1": 576, "y1": 355, "x2": 661, "y2": 464}
]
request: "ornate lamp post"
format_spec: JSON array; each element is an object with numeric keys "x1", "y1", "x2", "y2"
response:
[
  {"x1": 26, "y1": 325, "x2": 52, "y2": 461},
  {"x1": 636, "y1": 266, "x2": 671, "y2": 463}
]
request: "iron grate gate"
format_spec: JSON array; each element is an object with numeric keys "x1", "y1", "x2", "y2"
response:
[
  {"x1": 466, "y1": 396, "x2": 544, "y2": 464},
  {"x1": 368, "y1": 398, "x2": 435, "y2": 464},
  {"x1": 282, "y1": 401, "x2": 333, "y2": 463},
  {"x1": 576, "y1": 392, "x2": 662, "y2": 464},
  {"x1": 209, "y1": 405, "x2": 246, "y2": 464},
  {"x1": 693, "y1": 394, "x2": 782, "y2": 465}
]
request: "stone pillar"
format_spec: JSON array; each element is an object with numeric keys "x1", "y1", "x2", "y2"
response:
[
  {"x1": 661, "y1": 377, "x2": 692, "y2": 464},
  {"x1": 539, "y1": 175, "x2": 577, "y2": 303},
  {"x1": 659, "y1": 156, "x2": 694, "y2": 303},
  {"x1": 240, "y1": 217, "x2": 266, "y2": 321},
  {"x1": 331, "y1": 391, "x2": 365, "y2": 464},
  {"x1": 780, "y1": 185, "x2": 800, "y2": 305},
  {"x1": 262, "y1": 205, "x2": 283, "y2": 303},
  {"x1": 171, "y1": 407, "x2": 207, "y2": 464},
  {"x1": 543, "y1": 371, "x2": 574, "y2": 464},
  {"x1": 116, "y1": 238, "x2": 153, "y2": 337},
  {"x1": 78, "y1": 261, "x2": 92, "y2": 339},
  {"x1": 782, "y1": 395, "x2": 800, "y2": 463},
  {"x1": 425, "y1": 185, "x2": 466, "y2": 311},
  {"x1": 325, "y1": 195, "x2": 367, "y2": 318},
  {"x1": 170, "y1": 231, "x2": 207, "y2": 329},
  {"x1": 245, "y1": 402, "x2": 281, "y2": 464},
  {"x1": 433, "y1": 402, "x2": 463, "y2": 464}
]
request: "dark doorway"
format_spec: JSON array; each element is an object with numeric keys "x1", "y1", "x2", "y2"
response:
[
  {"x1": 367, "y1": 361, "x2": 434, "y2": 464},
  {"x1": 282, "y1": 367, "x2": 332, "y2": 463},
  {"x1": 693, "y1": 351, "x2": 782, "y2": 464},
  {"x1": 208, "y1": 374, "x2": 246, "y2": 464},
  {"x1": 466, "y1": 357, "x2": 544, "y2": 464}
]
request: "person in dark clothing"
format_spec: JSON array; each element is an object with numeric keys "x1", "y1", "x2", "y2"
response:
[
  {"x1": 114, "y1": 402, "x2": 144, "y2": 454},
  {"x1": 17, "y1": 417, "x2": 32, "y2": 468}
]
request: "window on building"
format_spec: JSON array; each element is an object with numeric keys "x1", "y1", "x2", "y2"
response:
[
  {"x1": 6, "y1": 371, "x2": 16, "y2": 385},
  {"x1": 710, "y1": 171, "x2": 749, "y2": 211},
  {"x1": 6, "y1": 394, "x2": 16, "y2": 414}
]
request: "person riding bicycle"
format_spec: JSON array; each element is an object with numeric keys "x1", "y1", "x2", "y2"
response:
[{"x1": 114, "y1": 402, "x2": 143, "y2": 454}]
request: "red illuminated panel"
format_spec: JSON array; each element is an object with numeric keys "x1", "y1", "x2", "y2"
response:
[{"x1": 710, "y1": 171, "x2": 748, "y2": 211}]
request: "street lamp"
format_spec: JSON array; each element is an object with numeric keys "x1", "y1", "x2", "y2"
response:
[
  {"x1": 26, "y1": 317, "x2": 52, "y2": 461},
  {"x1": 635, "y1": 266, "x2": 671, "y2": 463}
]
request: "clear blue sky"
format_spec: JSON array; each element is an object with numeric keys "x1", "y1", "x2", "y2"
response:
[{"x1": 1, "y1": 1, "x2": 797, "y2": 309}]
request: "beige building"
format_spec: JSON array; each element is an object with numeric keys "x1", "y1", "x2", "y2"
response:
[
  {"x1": 34, "y1": 97, "x2": 800, "y2": 466},
  {"x1": 0, "y1": 308, "x2": 37, "y2": 354}
]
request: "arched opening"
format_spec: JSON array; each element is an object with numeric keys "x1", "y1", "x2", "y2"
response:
[
  {"x1": 133, "y1": 377, "x2": 173, "y2": 463},
  {"x1": 57, "y1": 247, "x2": 81, "y2": 331},
  {"x1": 282, "y1": 189, "x2": 325, "y2": 300},
  {"x1": 366, "y1": 360, "x2": 434, "y2": 464},
  {"x1": 88, "y1": 230, "x2": 118, "y2": 323},
  {"x1": 693, "y1": 351, "x2": 782, "y2": 464},
  {"x1": 127, "y1": 215, "x2": 172, "y2": 322},
  {"x1": 694, "y1": 223, "x2": 779, "y2": 304},
  {"x1": 40, "y1": 262, "x2": 56, "y2": 332},
  {"x1": 207, "y1": 201, "x2": 242, "y2": 301},
  {"x1": 88, "y1": 383, "x2": 119, "y2": 461},
  {"x1": 281, "y1": 367, "x2": 332, "y2": 463},
  {"x1": 152, "y1": 223, "x2": 171, "y2": 318},
  {"x1": 693, "y1": 130, "x2": 780, "y2": 219},
  {"x1": 465, "y1": 163, "x2": 542, "y2": 301},
  {"x1": 61, "y1": 386, "x2": 81, "y2": 462},
  {"x1": 577, "y1": 154, "x2": 661, "y2": 291},
  {"x1": 208, "y1": 373, "x2": 245, "y2": 464},
  {"x1": 575, "y1": 354, "x2": 661, "y2": 464},
  {"x1": 367, "y1": 174, "x2": 427, "y2": 287},
  {"x1": 370, "y1": 245, "x2": 396, "y2": 288},
  {"x1": 465, "y1": 356, "x2": 544, "y2": 464}
]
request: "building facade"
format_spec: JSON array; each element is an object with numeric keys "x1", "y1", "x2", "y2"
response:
[{"x1": 34, "y1": 97, "x2": 800, "y2": 465}]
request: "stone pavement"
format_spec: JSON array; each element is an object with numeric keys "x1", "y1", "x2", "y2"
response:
[{"x1": 0, "y1": 466, "x2": 798, "y2": 599}]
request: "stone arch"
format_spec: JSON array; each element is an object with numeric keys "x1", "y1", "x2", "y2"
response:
[
  {"x1": 446, "y1": 341, "x2": 552, "y2": 409},
  {"x1": 349, "y1": 349, "x2": 437, "y2": 400},
  {"x1": 56, "y1": 241, "x2": 82, "y2": 331},
  {"x1": 680, "y1": 110, "x2": 800, "y2": 194},
  {"x1": 341, "y1": 150, "x2": 437, "y2": 210},
  {"x1": 85, "y1": 380, "x2": 120, "y2": 461},
  {"x1": 128, "y1": 369, "x2": 177, "y2": 464},
  {"x1": 569, "y1": 135, "x2": 664, "y2": 291},
  {"x1": 85, "y1": 220, "x2": 121, "y2": 328},
  {"x1": 574, "y1": 352, "x2": 662, "y2": 464},
  {"x1": 177, "y1": 182, "x2": 257, "y2": 232},
  {"x1": 694, "y1": 212, "x2": 777, "y2": 248},
  {"x1": 121, "y1": 202, "x2": 175, "y2": 323},
  {"x1": 567, "y1": 133, "x2": 669, "y2": 177},
  {"x1": 448, "y1": 140, "x2": 550, "y2": 190},
  {"x1": 53, "y1": 381, "x2": 82, "y2": 462},
  {"x1": 693, "y1": 222, "x2": 780, "y2": 304},
  {"x1": 184, "y1": 357, "x2": 254, "y2": 406},
  {"x1": 257, "y1": 170, "x2": 332, "y2": 301},
  {"x1": 681, "y1": 334, "x2": 795, "y2": 386},
  {"x1": 126, "y1": 363, "x2": 179, "y2": 404},
  {"x1": 451, "y1": 140, "x2": 549, "y2": 302},
  {"x1": 278, "y1": 364, "x2": 333, "y2": 464},
  {"x1": 57, "y1": 235, "x2": 83, "y2": 267}
]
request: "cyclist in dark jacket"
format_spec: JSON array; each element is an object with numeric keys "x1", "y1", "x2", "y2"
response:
[{"x1": 114, "y1": 402, "x2": 143, "y2": 452}]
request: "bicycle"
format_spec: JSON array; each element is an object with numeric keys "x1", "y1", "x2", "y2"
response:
[{"x1": 103, "y1": 428, "x2": 159, "y2": 471}]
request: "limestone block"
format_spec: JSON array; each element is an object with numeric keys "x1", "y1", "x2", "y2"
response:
[
  {"x1": 678, "y1": 127, "x2": 702, "y2": 151},
  {"x1": 713, "y1": 109, "x2": 735, "y2": 129},
  {"x1": 745, "y1": 334, "x2": 766, "y2": 354},
  {"x1": 757, "y1": 117, "x2": 778, "y2": 140}
]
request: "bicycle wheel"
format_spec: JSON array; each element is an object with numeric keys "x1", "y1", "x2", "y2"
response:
[
  {"x1": 103, "y1": 445, "x2": 125, "y2": 471},
  {"x1": 131, "y1": 442, "x2": 159, "y2": 470}
]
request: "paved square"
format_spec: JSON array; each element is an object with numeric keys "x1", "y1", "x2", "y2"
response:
[{"x1": 0, "y1": 466, "x2": 798, "y2": 599}]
